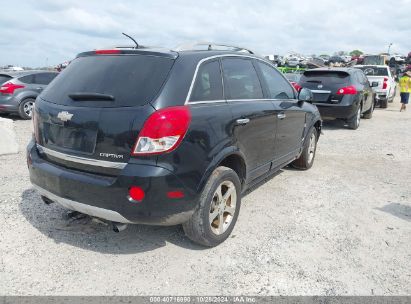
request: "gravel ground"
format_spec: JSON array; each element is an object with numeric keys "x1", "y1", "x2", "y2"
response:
[{"x1": 0, "y1": 95, "x2": 410, "y2": 296}]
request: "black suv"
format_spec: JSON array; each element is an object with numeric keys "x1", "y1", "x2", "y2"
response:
[
  {"x1": 27, "y1": 45, "x2": 321, "y2": 246},
  {"x1": 299, "y1": 68, "x2": 376, "y2": 129}
]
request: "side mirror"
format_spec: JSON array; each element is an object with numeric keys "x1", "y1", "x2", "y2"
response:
[
  {"x1": 371, "y1": 81, "x2": 379, "y2": 87},
  {"x1": 298, "y1": 87, "x2": 313, "y2": 104}
]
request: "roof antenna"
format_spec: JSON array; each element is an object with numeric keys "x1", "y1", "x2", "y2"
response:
[{"x1": 122, "y1": 32, "x2": 139, "y2": 49}]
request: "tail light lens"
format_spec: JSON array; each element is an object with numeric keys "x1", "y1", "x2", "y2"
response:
[
  {"x1": 382, "y1": 77, "x2": 388, "y2": 89},
  {"x1": 290, "y1": 81, "x2": 302, "y2": 92},
  {"x1": 32, "y1": 107, "x2": 40, "y2": 142},
  {"x1": 0, "y1": 82, "x2": 25, "y2": 95},
  {"x1": 336, "y1": 85, "x2": 357, "y2": 95},
  {"x1": 132, "y1": 106, "x2": 191, "y2": 156}
]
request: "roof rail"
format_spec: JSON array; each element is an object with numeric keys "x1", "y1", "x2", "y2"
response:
[{"x1": 175, "y1": 42, "x2": 254, "y2": 54}]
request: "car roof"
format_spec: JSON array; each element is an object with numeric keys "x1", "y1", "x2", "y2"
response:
[
  {"x1": 0, "y1": 70, "x2": 58, "y2": 78},
  {"x1": 77, "y1": 47, "x2": 265, "y2": 63}
]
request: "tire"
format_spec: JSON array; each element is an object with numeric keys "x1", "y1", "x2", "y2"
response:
[
  {"x1": 182, "y1": 166, "x2": 241, "y2": 247},
  {"x1": 18, "y1": 98, "x2": 35, "y2": 120},
  {"x1": 347, "y1": 105, "x2": 361, "y2": 130},
  {"x1": 380, "y1": 99, "x2": 388, "y2": 108},
  {"x1": 363, "y1": 100, "x2": 374, "y2": 119},
  {"x1": 291, "y1": 128, "x2": 318, "y2": 170}
]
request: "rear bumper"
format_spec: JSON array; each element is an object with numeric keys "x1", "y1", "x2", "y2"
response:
[
  {"x1": 0, "y1": 95, "x2": 18, "y2": 112},
  {"x1": 27, "y1": 140, "x2": 198, "y2": 225},
  {"x1": 313, "y1": 94, "x2": 360, "y2": 120},
  {"x1": 314, "y1": 103, "x2": 358, "y2": 120}
]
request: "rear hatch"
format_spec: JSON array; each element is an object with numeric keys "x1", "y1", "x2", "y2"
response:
[
  {"x1": 299, "y1": 70, "x2": 351, "y2": 103},
  {"x1": 34, "y1": 51, "x2": 175, "y2": 175}
]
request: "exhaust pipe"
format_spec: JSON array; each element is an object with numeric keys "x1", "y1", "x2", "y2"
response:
[{"x1": 112, "y1": 222, "x2": 128, "y2": 233}]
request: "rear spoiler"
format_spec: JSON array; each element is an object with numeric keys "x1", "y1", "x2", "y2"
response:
[{"x1": 76, "y1": 49, "x2": 178, "y2": 59}]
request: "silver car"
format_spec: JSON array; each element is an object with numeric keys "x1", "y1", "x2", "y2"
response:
[{"x1": 0, "y1": 70, "x2": 58, "y2": 119}]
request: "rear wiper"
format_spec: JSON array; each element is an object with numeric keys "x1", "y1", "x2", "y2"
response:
[{"x1": 68, "y1": 92, "x2": 114, "y2": 101}]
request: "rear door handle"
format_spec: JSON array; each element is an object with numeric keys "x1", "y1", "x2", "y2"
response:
[
  {"x1": 236, "y1": 118, "x2": 250, "y2": 125},
  {"x1": 277, "y1": 113, "x2": 286, "y2": 119}
]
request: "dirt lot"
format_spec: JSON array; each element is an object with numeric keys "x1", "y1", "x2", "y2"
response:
[{"x1": 0, "y1": 95, "x2": 410, "y2": 296}]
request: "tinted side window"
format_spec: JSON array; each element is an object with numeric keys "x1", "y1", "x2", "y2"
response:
[
  {"x1": 34, "y1": 73, "x2": 57, "y2": 85},
  {"x1": 257, "y1": 61, "x2": 294, "y2": 99},
  {"x1": 19, "y1": 75, "x2": 35, "y2": 84},
  {"x1": 190, "y1": 60, "x2": 223, "y2": 101},
  {"x1": 222, "y1": 58, "x2": 263, "y2": 100}
]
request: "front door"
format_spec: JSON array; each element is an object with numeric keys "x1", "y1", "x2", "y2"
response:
[{"x1": 254, "y1": 61, "x2": 306, "y2": 166}]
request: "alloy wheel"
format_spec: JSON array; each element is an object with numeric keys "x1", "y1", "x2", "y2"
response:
[
  {"x1": 209, "y1": 181, "x2": 237, "y2": 235},
  {"x1": 24, "y1": 101, "x2": 34, "y2": 118}
]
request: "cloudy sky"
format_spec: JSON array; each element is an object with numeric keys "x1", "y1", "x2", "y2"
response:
[{"x1": 1, "y1": 0, "x2": 410, "y2": 67}]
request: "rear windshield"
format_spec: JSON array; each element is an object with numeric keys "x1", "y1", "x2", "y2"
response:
[
  {"x1": 41, "y1": 55, "x2": 174, "y2": 107},
  {"x1": 300, "y1": 71, "x2": 349, "y2": 85},
  {"x1": 0, "y1": 75, "x2": 12, "y2": 85},
  {"x1": 356, "y1": 66, "x2": 388, "y2": 76}
]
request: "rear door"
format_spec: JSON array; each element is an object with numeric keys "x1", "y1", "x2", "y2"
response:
[
  {"x1": 255, "y1": 60, "x2": 305, "y2": 165},
  {"x1": 221, "y1": 57, "x2": 277, "y2": 180},
  {"x1": 34, "y1": 53, "x2": 174, "y2": 174},
  {"x1": 33, "y1": 72, "x2": 58, "y2": 93}
]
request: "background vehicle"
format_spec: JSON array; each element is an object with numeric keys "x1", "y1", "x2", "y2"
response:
[
  {"x1": 0, "y1": 70, "x2": 58, "y2": 119},
  {"x1": 284, "y1": 72, "x2": 303, "y2": 91},
  {"x1": 328, "y1": 56, "x2": 345, "y2": 65},
  {"x1": 298, "y1": 68, "x2": 375, "y2": 129},
  {"x1": 355, "y1": 65, "x2": 396, "y2": 108},
  {"x1": 319, "y1": 55, "x2": 330, "y2": 64},
  {"x1": 363, "y1": 54, "x2": 388, "y2": 66},
  {"x1": 285, "y1": 56, "x2": 301, "y2": 67},
  {"x1": 27, "y1": 44, "x2": 322, "y2": 247}
]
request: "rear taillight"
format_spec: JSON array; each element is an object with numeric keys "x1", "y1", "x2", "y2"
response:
[
  {"x1": 0, "y1": 82, "x2": 25, "y2": 95},
  {"x1": 290, "y1": 81, "x2": 302, "y2": 92},
  {"x1": 32, "y1": 108, "x2": 40, "y2": 142},
  {"x1": 336, "y1": 85, "x2": 357, "y2": 95},
  {"x1": 382, "y1": 77, "x2": 388, "y2": 89},
  {"x1": 132, "y1": 106, "x2": 191, "y2": 156}
]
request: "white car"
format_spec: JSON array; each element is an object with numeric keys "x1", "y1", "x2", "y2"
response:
[{"x1": 355, "y1": 65, "x2": 396, "y2": 108}]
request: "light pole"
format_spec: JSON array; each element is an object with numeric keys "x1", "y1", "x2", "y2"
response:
[{"x1": 387, "y1": 43, "x2": 392, "y2": 54}]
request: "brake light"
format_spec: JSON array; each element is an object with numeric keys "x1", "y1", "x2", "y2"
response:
[
  {"x1": 336, "y1": 85, "x2": 357, "y2": 95},
  {"x1": 382, "y1": 77, "x2": 388, "y2": 89},
  {"x1": 132, "y1": 106, "x2": 191, "y2": 156},
  {"x1": 95, "y1": 49, "x2": 121, "y2": 55},
  {"x1": 0, "y1": 82, "x2": 25, "y2": 95},
  {"x1": 290, "y1": 81, "x2": 302, "y2": 92}
]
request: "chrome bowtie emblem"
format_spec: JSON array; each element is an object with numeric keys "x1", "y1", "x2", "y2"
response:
[
  {"x1": 57, "y1": 111, "x2": 73, "y2": 122},
  {"x1": 318, "y1": 84, "x2": 323, "y2": 89}
]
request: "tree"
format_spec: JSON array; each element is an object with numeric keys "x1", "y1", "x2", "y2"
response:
[{"x1": 349, "y1": 50, "x2": 363, "y2": 57}]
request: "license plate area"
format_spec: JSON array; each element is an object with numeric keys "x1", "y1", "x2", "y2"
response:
[{"x1": 43, "y1": 122, "x2": 97, "y2": 154}]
